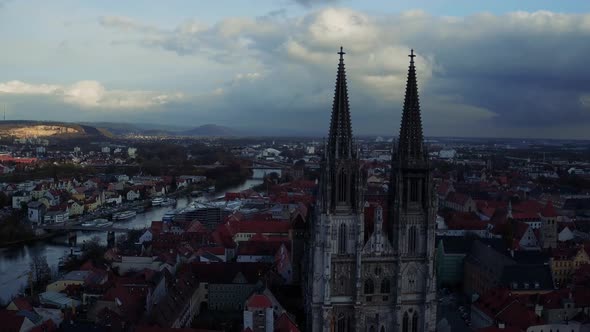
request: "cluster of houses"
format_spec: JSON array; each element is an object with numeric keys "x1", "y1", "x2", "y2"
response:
[
  {"x1": 356, "y1": 142, "x2": 590, "y2": 331},
  {"x1": 427, "y1": 169, "x2": 590, "y2": 330},
  {"x1": 2, "y1": 174, "x2": 205, "y2": 226},
  {"x1": 0, "y1": 141, "x2": 139, "y2": 175},
  {"x1": 1, "y1": 180, "x2": 313, "y2": 332}
]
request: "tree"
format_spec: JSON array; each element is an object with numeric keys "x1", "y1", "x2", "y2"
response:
[
  {"x1": 29, "y1": 254, "x2": 51, "y2": 294},
  {"x1": 170, "y1": 175, "x2": 178, "y2": 192},
  {"x1": 267, "y1": 172, "x2": 280, "y2": 184},
  {"x1": 84, "y1": 236, "x2": 106, "y2": 262},
  {"x1": 0, "y1": 192, "x2": 8, "y2": 208}
]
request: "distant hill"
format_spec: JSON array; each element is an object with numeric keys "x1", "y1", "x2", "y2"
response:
[
  {"x1": 81, "y1": 122, "x2": 244, "y2": 137},
  {"x1": 81, "y1": 122, "x2": 190, "y2": 136},
  {"x1": 0, "y1": 120, "x2": 111, "y2": 139},
  {"x1": 179, "y1": 124, "x2": 242, "y2": 137}
]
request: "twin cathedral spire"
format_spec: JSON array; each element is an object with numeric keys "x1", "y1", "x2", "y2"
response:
[
  {"x1": 323, "y1": 47, "x2": 429, "y2": 215},
  {"x1": 312, "y1": 47, "x2": 437, "y2": 332}
]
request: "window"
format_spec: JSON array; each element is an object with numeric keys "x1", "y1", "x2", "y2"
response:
[
  {"x1": 410, "y1": 178, "x2": 419, "y2": 202},
  {"x1": 375, "y1": 267, "x2": 382, "y2": 276},
  {"x1": 364, "y1": 279, "x2": 374, "y2": 294},
  {"x1": 338, "y1": 223, "x2": 347, "y2": 254},
  {"x1": 381, "y1": 279, "x2": 390, "y2": 294},
  {"x1": 412, "y1": 313, "x2": 419, "y2": 332},
  {"x1": 337, "y1": 314, "x2": 346, "y2": 332},
  {"x1": 402, "y1": 312, "x2": 409, "y2": 332},
  {"x1": 408, "y1": 226, "x2": 417, "y2": 253},
  {"x1": 338, "y1": 170, "x2": 347, "y2": 202}
]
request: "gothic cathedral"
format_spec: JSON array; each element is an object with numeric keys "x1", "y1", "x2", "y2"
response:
[{"x1": 307, "y1": 48, "x2": 437, "y2": 332}]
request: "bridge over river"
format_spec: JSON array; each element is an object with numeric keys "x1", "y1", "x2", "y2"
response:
[{"x1": 38, "y1": 224, "x2": 133, "y2": 232}]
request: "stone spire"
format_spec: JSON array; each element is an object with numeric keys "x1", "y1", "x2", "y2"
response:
[
  {"x1": 398, "y1": 49, "x2": 426, "y2": 164},
  {"x1": 328, "y1": 46, "x2": 354, "y2": 160}
]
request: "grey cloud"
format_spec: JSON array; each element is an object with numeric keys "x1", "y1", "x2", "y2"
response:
[
  {"x1": 99, "y1": 15, "x2": 161, "y2": 34},
  {"x1": 12, "y1": 8, "x2": 590, "y2": 139},
  {"x1": 293, "y1": 0, "x2": 339, "y2": 7}
]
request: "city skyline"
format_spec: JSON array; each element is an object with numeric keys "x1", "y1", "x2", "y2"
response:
[{"x1": 1, "y1": 1, "x2": 590, "y2": 139}]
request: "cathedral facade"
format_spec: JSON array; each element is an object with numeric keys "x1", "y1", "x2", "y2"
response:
[{"x1": 306, "y1": 48, "x2": 437, "y2": 332}]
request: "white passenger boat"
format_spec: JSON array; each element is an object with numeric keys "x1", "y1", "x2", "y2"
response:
[
  {"x1": 162, "y1": 198, "x2": 176, "y2": 206},
  {"x1": 151, "y1": 197, "x2": 164, "y2": 206},
  {"x1": 112, "y1": 210, "x2": 136, "y2": 220},
  {"x1": 96, "y1": 219, "x2": 114, "y2": 227},
  {"x1": 81, "y1": 221, "x2": 96, "y2": 227}
]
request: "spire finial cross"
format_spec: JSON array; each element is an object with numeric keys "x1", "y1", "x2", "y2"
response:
[
  {"x1": 338, "y1": 46, "x2": 345, "y2": 60},
  {"x1": 409, "y1": 49, "x2": 416, "y2": 63}
]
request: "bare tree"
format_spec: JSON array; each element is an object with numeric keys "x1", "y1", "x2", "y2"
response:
[{"x1": 29, "y1": 254, "x2": 51, "y2": 294}]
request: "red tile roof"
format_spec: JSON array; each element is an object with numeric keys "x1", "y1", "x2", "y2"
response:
[
  {"x1": 30, "y1": 319, "x2": 56, "y2": 332},
  {"x1": 446, "y1": 212, "x2": 487, "y2": 230},
  {"x1": 275, "y1": 312, "x2": 301, "y2": 332},
  {"x1": 474, "y1": 288, "x2": 543, "y2": 330},
  {"x1": 199, "y1": 246, "x2": 225, "y2": 256},
  {"x1": 191, "y1": 262, "x2": 270, "y2": 284},
  {"x1": 540, "y1": 201, "x2": 558, "y2": 218},
  {"x1": 228, "y1": 220, "x2": 291, "y2": 234},
  {"x1": 437, "y1": 181, "x2": 452, "y2": 196},
  {"x1": 9, "y1": 297, "x2": 33, "y2": 311},
  {"x1": 238, "y1": 240, "x2": 286, "y2": 256},
  {"x1": 446, "y1": 192, "x2": 471, "y2": 206},
  {"x1": 513, "y1": 200, "x2": 543, "y2": 215},
  {"x1": 246, "y1": 294, "x2": 272, "y2": 309},
  {"x1": 151, "y1": 221, "x2": 164, "y2": 234},
  {"x1": 185, "y1": 220, "x2": 208, "y2": 234},
  {"x1": 511, "y1": 212, "x2": 540, "y2": 220},
  {"x1": 0, "y1": 309, "x2": 26, "y2": 332}
]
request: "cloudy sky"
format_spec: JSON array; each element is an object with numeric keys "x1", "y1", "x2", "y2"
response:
[{"x1": 1, "y1": 0, "x2": 590, "y2": 139}]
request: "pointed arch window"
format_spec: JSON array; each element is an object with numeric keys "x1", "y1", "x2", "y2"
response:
[
  {"x1": 380, "y1": 327, "x2": 385, "y2": 332},
  {"x1": 412, "y1": 313, "x2": 419, "y2": 332},
  {"x1": 338, "y1": 223, "x2": 347, "y2": 254},
  {"x1": 410, "y1": 178, "x2": 419, "y2": 202},
  {"x1": 381, "y1": 279, "x2": 390, "y2": 294},
  {"x1": 402, "y1": 312, "x2": 409, "y2": 332},
  {"x1": 408, "y1": 226, "x2": 417, "y2": 253},
  {"x1": 338, "y1": 169, "x2": 347, "y2": 202},
  {"x1": 364, "y1": 279, "x2": 374, "y2": 294},
  {"x1": 337, "y1": 314, "x2": 346, "y2": 332}
]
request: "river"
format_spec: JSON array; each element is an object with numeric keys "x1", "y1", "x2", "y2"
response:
[{"x1": 0, "y1": 178, "x2": 262, "y2": 303}]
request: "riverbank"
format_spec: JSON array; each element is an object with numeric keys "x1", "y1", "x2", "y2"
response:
[
  {"x1": 0, "y1": 177, "x2": 262, "y2": 302},
  {"x1": 0, "y1": 232, "x2": 64, "y2": 248},
  {"x1": 0, "y1": 187, "x2": 197, "y2": 248}
]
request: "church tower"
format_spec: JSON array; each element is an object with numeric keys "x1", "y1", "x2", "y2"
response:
[
  {"x1": 306, "y1": 48, "x2": 437, "y2": 332},
  {"x1": 309, "y1": 47, "x2": 364, "y2": 332},
  {"x1": 390, "y1": 50, "x2": 438, "y2": 331}
]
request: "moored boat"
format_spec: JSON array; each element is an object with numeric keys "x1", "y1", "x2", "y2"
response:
[
  {"x1": 112, "y1": 210, "x2": 136, "y2": 220},
  {"x1": 162, "y1": 209, "x2": 177, "y2": 223},
  {"x1": 161, "y1": 198, "x2": 176, "y2": 206},
  {"x1": 96, "y1": 220, "x2": 114, "y2": 227}
]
